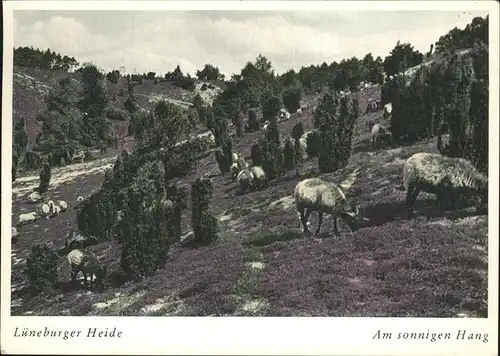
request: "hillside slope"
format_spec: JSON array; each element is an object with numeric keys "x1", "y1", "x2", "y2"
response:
[
  {"x1": 12, "y1": 67, "x2": 223, "y2": 146},
  {"x1": 10, "y1": 84, "x2": 488, "y2": 317}
]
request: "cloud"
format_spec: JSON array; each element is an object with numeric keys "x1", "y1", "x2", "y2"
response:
[{"x1": 13, "y1": 10, "x2": 488, "y2": 76}]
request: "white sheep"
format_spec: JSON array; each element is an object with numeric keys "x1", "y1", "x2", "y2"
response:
[
  {"x1": 300, "y1": 103, "x2": 308, "y2": 110},
  {"x1": 237, "y1": 169, "x2": 254, "y2": 194},
  {"x1": 312, "y1": 105, "x2": 317, "y2": 114},
  {"x1": 232, "y1": 152, "x2": 239, "y2": 163},
  {"x1": 249, "y1": 166, "x2": 267, "y2": 189},
  {"x1": 18, "y1": 212, "x2": 37, "y2": 226},
  {"x1": 296, "y1": 108, "x2": 303, "y2": 116},
  {"x1": 403, "y1": 152, "x2": 488, "y2": 218},
  {"x1": 67, "y1": 249, "x2": 107, "y2": 287},
  {"x1": 389, "y1": 75, "x2": 394, "y2": 80},
  {"x1": 77, "y1": 196, "x2": 84, "y2": 203},
  {"x1": 262, "y1": 120, "x2": 270, "y2": 130},
  {"x1": 371, "y1": 124, "x2": 392, "y2": 149},
  {"x1": 41, "y1": 203, "x2": 51, "y2": 218},
  {"x1": 59, "y1": 200, "x2": 68, "y2": 212},
  {"x1": 28, "y1": 191, "x2": 42, "y2": 203},
  {"x1": 294, "y1": 178, "x2": 361, "y2": 236}
]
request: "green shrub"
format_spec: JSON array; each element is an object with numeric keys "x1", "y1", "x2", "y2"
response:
[
  {"x1": 38, "y1": 160, "x2": 51, "y2": 193},
  {"x1": 282, "y1": 86, "x2": 302, "y2": 113},
  {"x1": 24, "y1": 244, "x2": 59, "y2": 294},
  {"x1": 106, "y1": 107, "x2": 128, "y2": 121},
  {"x1": 251, "y1": 143, "x2": 263, "y2": 167},
  {"x1": 124, "y1": 97, "x2": 137, "y2": 114},
  {"x1": 262, "y1": 95, "x2": 281, "y2": 122},
  {"x1": 282, "y1": 139, "x2": 297, "y2": 171},
  {"x1": 314, "y1": 91, "x2": 358, "y2": 173},
  {"x1": 191, "y1": 178, "x2": 218, "y2": 245},
  {"x1": 246, "y1": 109, "x2": 260, "y2": 132}
]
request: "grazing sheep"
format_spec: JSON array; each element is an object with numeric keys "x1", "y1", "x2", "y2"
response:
[
  {"x1": 403, "y1": 152, "x2": 488, "y2": 218},
  {"x1": 296, "y1": 108, "x2": 303, "y2": 116},
  {"x1": 250, "y1": 166, "x2": 267, "y2": 189},
  {"x1": 312, "y1": 105, "x2": 317, "y2": 114},
  {"x1": 236, "y1": 156, "x2": 249, "y2": 170},
  {"x1": 28, "y1": 191, "x2": 42, "y2": 203},
  {"x1": 279, "y1": 108, "x2": 291, "y2": 120},
  {"x1": 72, "y1": 153, "x2": 85, "y2": 164},
  {"x1": 77, "y1": 196, "x2": 84, "y2": 203},
  {"x1": 237, "y1": 169, "x2": 254, "y2": 194},
  {"x1": 65, "y1": 229, "x2": 99, "y2": 250},
  {"x1": 41, "y1": 203, "x2": 51, "y2": 218},
  {"x1": 67, "y1": 249, "x2": 107, "y2": 287},
  {"x1": 18, "y1": 212, "x2": 37, "y2": 226},
  {"x1": 59, "y1": 200, "x2": 68, "y2": 212},
  {"x1": 50, "y1": 205, "x2": 61, "y2": 217},
  {"x1": 232, "y1": 152, "x2": 239, "y2": 163},
  {"x1": 371, "y1": 124, "x2": 392, "y2": 149},
  {"x1": 262, "y1": 120, "x2": 270, "y2": 130},
  {"x1": 294, "y1": 178, "x2": 361, "y2": 236},
  {"x1": 230, "y1": 162, "x2": 240, "y2": 181}
]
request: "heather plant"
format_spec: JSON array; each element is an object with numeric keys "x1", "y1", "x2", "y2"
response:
[
  {"x1": 24, "y1": 244, "x2": 60, "y2": 294},
  {"x1": 191, "y1": 177, "x2": 218, "y2": 245}
]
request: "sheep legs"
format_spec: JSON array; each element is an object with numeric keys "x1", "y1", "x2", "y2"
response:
[
  {"x1": 406, "y1": 185, "x2": 421, "y2": 218},
  {"x1": 314, "y1": 212, "x2": 324, "y2": 235},
  {"x1": 298, "y1": 207, "x2": 312, "y2": 234}
]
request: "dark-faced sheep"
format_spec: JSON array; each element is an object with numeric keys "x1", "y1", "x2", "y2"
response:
[
  {"x1": 371, "y1": 124, "x2": 392, "y2": 149},
  {"x1": 403, "y1": 152, "x2": 488, "y2": 219},
  {"x1": 237, "y1": 169, "x2": 254, "y2": 194},
  {"x1": 294, "y1": 178, "x2": 361, "y2": 236},
  {"x1": 67, "y1": 249, "x2": 107, "y2": 287}
]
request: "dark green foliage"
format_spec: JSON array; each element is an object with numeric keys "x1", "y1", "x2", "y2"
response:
[
  {"x1": 314, "y1": 91, "x2": 358, "y2": 173},
  {"x1": 388, "y1": 40, "x2": 488, "y2": 172},
  {"x1": 262, "y1": 95, "x2": 281, "y2": 121},
  {"x1": 77, "y1": 189, "x2": 116, "y2": 242},
  {"x1": 191, "y1": 178, "x2": 218, "y2": 245},
  {"x1": 304, "y1": 130, "x2": 320, "y2": 158},
  {"x1": 106, "y1": 107, "x2": 128, "y2": 121},
  {"x1": 435, "y1": 16, "x2": 488, "y2": 55},
  {"x1": 282, "y1": 139, "x2": 297, "y2": 171},
  {"x1": 106, "y1": 70, "x2": 120, "y2": 84},
  {"x1": 201, "y1": 83, "x2": 208, "y2": 91},
  {"x1": 214, "y1": 137, "x2": 233, "y2": 175},
  {"x1": 251, "y1": 143, "x2": 263, "y2": 167},
  {"x1": 120, "y1": 189, "x2": 173, "y2": 281},
  {"x1": 247, "y1": 109, "x2": 260, "y2": 132},
  {"x1": 212, "y1": 116, "x2": 229, "y2": 147},
  {"x1": 166, "y1": 183, "x2": 189, "y2": 243},
  {"x1": 383, "y1": 41, "x2": 424, "y2": 76},
  {"x1": 23, "y1": 244, "x2": 59, "y2": 294},
  {"x1": 196, "y1": 64, "x2": 224, "y2": 81},
  {"x1": 124, "y1": 97, "x2": 137, "y2": 114},
  {"x1": 127, "y1": 111, "x2": 149, "y2": 137},
  {"x1": 282, "y1": 85, "x2": 302, "y2": 113},
  {"x1": 14, "y1": 46, "x2": 79, "y2": 71},
  {"x1": 235, "y1": 112, "x2": 243, "y2": 137},
  {"x1": 291, "y1": 122, "x2": 304, "y2": 141},
  {"x1": 38, "y1": 160, "x2": 51, "y2": 193},
  {"x1": 260, "y1": 117, "x2": 284, "y2": 180}
]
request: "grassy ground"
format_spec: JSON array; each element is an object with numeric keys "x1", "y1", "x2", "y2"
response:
[{"x1": 10, "y1": 80, "x2": 488, "y2": 317}]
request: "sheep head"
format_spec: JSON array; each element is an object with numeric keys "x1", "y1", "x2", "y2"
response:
[{"x1": 341, "y1": 204, "x2": 361, "y2": 232}]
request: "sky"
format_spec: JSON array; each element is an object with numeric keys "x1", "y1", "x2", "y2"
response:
[{"x1": 13, "y1": 9, "x2": 489, "y2": 77}]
